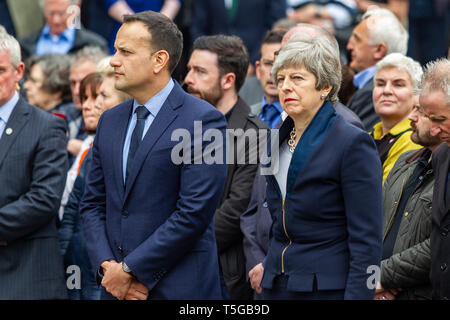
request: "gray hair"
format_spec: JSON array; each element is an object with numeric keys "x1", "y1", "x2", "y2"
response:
[
  {"x1": 272, "y1": 35, "x2": 342, "y2": 103},
  {"x1": 95, "y1": 56, "x2": 131, "y2": 103},
  {"x1": 362, "y1": 7, "x2": 408, "y2": 55},
  {"x1": 70, "y1": 46, "x2": 108, "y2": 68},
  {"x1": 283, "y1": 23, "x2": 339, "y2": 57},
  {"x1": 420, "y1": 58, "x2": 450, "y2": 104},
  {"x1": 25, "y1": 53, "x2": 72, "y2": 102},
  {"x1": 0, "y1": 32, "x2": 22, "y2": 68},
  {"x1": 375, "y1": 53, "x2": 423, "y2": 92}
]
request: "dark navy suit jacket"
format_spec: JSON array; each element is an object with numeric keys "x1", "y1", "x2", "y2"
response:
[
  {"x1": 261, "y1": 103, "x2": 383, "y2": 299},
  {"x1": 80, "y1": 81, "x2": 228, "y2": 299},
  {"x1": 241, "y1": 101, "x2": 364, "y2": 279}
]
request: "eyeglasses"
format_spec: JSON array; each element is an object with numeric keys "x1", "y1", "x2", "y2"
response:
[{"x1": 45, "y1": 10, "x2": 68, "y2": 18}]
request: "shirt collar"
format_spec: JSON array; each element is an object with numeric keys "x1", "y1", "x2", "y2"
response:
[
  {"x1": 132, "y1": 78, "x2": 175, "y2": 117},
  {"x1": 372, "y1": 118, "x2": 412, "y2": 139},
  {"x1": 0, "y1": 91, "x2": 19, "y2": 124},
  {"x1": 261, "y1": 96, "x2": 283, "y2": 114},
  {"x1": 353, "y1": 65, "x2": 376, "y2": 89},
  {"x1": 42, "y1": 24, "x2": 76, "y2": 42}
]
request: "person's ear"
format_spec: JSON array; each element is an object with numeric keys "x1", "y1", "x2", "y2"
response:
[
  {"x1": 14, "y1": 62, "x2": 25, "y2": 83},
  {"x1": 152, "y1": 50, "x2": 170, "y2": 74},
  {"x1": 374, "y1": 42, "x2": 387, "y2": 61},
  {"x1": 255, "y1": 60, "x2": 261, "y2": 80},
  {"x1": 221, "y1": 72, "x2": 236, "y2": 91}
]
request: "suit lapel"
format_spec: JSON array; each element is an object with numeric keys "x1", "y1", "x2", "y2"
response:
[
  {"x1": 284, "y1": 102, "x2": 337, "y2": 195},
  {"x1": 264, "y1": 116, "x2": 292, "y2": 197},
  {"x1": 0, "y1": 98, "x2": 30, "y2": 169},
  {"x1": 112, "y1": 100, "x2": 133, "y2": 201},
  {"x1": 123, "y1": 83, "x2": 182, "y2": 201}
]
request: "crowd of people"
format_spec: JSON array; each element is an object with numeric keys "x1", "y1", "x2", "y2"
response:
[{"x1": 0, "y1": 0, "x2": 449, "y2": 301}]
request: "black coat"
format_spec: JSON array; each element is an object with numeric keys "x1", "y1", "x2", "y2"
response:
[
  {"x1": 430, "y1": 143, "x2": 450, "y2": 299},
  {"x1": 347, "y1": 78, "x2": 380, "y2": 131},
  {"x1": 215, "y1": 97, "x2": 268, "y2": 300}
]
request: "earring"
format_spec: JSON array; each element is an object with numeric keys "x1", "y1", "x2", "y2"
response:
[{"x1": 320, "y1": 93, "x2": 327, "y2": 100}]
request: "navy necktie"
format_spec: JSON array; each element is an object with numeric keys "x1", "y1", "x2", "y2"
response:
[
  {"x1": 262, "y1": 104, "x2": 280, "y2": 128},
  {"x1": 126, "y1": 106, "x2": 150, "y2": 182}
]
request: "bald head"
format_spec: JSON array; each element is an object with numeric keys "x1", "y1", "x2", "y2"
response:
[
  {"x1": 282, "y1": 23, "x2": 339, "y2": 56},
  {"x1": 43, "y1": 0, "x2": 71, "y2": 35}
]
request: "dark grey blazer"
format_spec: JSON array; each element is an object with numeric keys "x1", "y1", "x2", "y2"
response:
[
  {"x1": 347, "y1": 78, "x2": 380, "y2": 131},
  {"x1": 215, "y1": 97, "x2": 268, "y2": 300},
  {"x1": 0, "y1": 97, "x2": 68, "y2": 299},
  {"x1": 430, "y1": 143, "x2": 450, "y2": 299}
]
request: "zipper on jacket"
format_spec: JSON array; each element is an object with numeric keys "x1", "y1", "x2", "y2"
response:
[
  {"x1": 383, "y1": 166, "x2": 411, "y2": 241},
  {"x1": 281, "y1": 198, "x2": 292, "y2": 274}
]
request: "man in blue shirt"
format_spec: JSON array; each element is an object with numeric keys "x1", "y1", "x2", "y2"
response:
[
  {"x1": 346, "y1": 7, "x2": 408, "y2": 130},
  {"x1": 250, "y1": 29, "x2": 286, "y2": 129},
  {"x1": 20, "y1": 0, "x2": 107, "y2": 61},
  {"x1": 80, "y1": 11, "x2": 227, "y2": 300}
]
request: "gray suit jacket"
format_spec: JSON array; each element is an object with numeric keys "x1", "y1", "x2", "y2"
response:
[
  {"x1": 215, "y1": 97, "x2": 268, "y2": 300},
  {"x1": 0, "y1": 97, "x2": 68, "y2": 299}
]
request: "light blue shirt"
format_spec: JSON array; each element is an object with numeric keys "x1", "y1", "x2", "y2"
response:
[
  {"x1": 122, "y1": 78, "x2": 174, "y2": 182},
  {"x1": 0, "y1": 91, "x2": 19, "y2": 140},
  {"x1": 353, "y1": 65, "x2": 376, "y2": 89},
  {"x1": 35, "y1": 24, "x2": 76, "y2": 55}
]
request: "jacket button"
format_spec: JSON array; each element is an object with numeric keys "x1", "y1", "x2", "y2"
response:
[
  {"x1": 404, "y1": 211, "x2": 408, "y2": 217},
  {"x1": 122, "y1": 210, "x2": 129, "y2": 218},
  {"x1": 441, "y1": 263, "x2": 447, "y2": 271},
  {"x1": 118, "y1": 246, "x2": 123, "y2": 253}
]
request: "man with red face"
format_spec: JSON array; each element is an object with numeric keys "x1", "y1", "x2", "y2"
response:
[{"x1": 420, "y1": 58, "x2": 450, "y2": 300}]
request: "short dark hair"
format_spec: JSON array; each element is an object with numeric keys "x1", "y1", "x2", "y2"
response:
[
  {"x1": 123, "y1": 10, "x2": 183, "y2": 74},
  {"x1": 259, "y1": 29, "x2": 286, "y2": 59},
  {"x1": 192, "y1": 35, "x2": 249, "y2": 92}
]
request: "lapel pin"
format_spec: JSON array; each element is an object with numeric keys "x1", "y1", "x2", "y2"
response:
[{"x1": 5, "y1": 128, "x2": 12, "y2": 135}]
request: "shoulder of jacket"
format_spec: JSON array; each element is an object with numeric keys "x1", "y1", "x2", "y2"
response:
[{"x1": 246, "y1": 112, "x2": 268, "y2": 130}]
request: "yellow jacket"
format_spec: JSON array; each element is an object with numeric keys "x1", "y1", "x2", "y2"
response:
[{"x1": 372, "y1": 119, "x2": 421, "y2": 184}]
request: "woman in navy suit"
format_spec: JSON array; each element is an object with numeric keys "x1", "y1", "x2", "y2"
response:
[{"x1": 260, "y1": 34, "x2": 383, "y2": 300}]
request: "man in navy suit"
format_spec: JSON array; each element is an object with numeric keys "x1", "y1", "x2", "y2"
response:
[{"x1": 80, "y1": 11, "x2": 228, "y2": 300}]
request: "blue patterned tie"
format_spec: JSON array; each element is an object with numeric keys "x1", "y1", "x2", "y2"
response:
[
  {"x1": 126, "y1": 106, "x2": 150, "y2": 182},
  {"x1": 261, "y1": 104, "x2": 280, "y2": 129}
]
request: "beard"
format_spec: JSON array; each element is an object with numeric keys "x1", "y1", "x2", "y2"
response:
[
  {"x1": 187, "y1": 81, "x2": 223, "y2": 107},
  {"x1": 411, "y1": 126, "x2": 441, "y2": 148}
]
